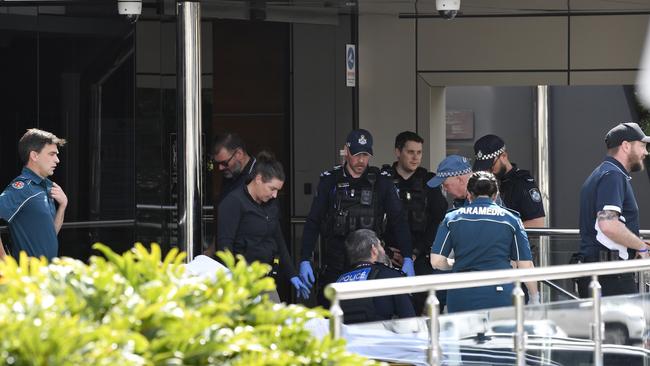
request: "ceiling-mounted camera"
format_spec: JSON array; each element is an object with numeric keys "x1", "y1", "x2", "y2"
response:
[
  {"x1": 118, "y1": 0, "x2": 142, "y2": 23},
  {"x1": 436, "y1": 0, "x2": 460, "y2": 20}
]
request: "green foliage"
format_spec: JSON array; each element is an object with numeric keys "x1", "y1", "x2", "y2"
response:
[{"x1": 0, "y1": 244, "x2": 381, "y2": 366}]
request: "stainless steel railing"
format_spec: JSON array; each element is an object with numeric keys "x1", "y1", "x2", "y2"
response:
[
  {"x1": 325, "y1": 259, "x2": 650, "y2": 366},
  {"x1": 0, "y1": 219, "x2": 135, "y2": 231}
]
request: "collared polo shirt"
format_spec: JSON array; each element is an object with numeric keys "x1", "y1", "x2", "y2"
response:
[
  {"x1": 0, "y1": 167, "x2": 58, "y2": 259},
  {"x1": 579, "y1": 156, "x2": 639, "y2": 260}
]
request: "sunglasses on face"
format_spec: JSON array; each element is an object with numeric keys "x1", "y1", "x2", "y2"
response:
[{"x1": 214, "y1": 150, "x2": 237, "y2": 167}]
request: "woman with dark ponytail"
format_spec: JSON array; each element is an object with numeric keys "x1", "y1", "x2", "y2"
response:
[
  {"x1": 429, "y1": 171, "x2": 539, "y2": 313},
  {"x1": 217, "y1": 151, "x2": 310, "y2": 301}
]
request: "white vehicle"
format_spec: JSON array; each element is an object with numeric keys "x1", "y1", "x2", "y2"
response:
[
  {"x1": 489, "y1": 319, "x2": 568, "y2": 338},
  {"x1": 545, "y1": 297, "x2": 646, "y2": 345},
  {"x1": 486, "y1": 294, "x2": 647, "y2": 345}
]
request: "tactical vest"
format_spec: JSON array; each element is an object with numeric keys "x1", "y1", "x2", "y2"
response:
[
  {"x1": 385, "y1": 166, "x2": 429, "y2": 234},
  {"x1": 327, "y1": 167, "x2": 384, "y2": 238}
]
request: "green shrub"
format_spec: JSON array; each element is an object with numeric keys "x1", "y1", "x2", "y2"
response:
[{"x1": 0, "y1": 244, "x2": 380, "y2": 366}]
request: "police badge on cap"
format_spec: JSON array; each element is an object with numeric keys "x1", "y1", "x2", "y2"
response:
[{"x1": 346, "y1": 129, "x2": 374, "y2": 156}]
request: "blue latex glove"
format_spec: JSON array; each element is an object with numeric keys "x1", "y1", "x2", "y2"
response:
[
  {"x1": 401, "y1": 257, "x2": 415, "y2": 277},
  {"x1": 299, "y1": 261, "x2": 315, "y2": 288},
  {"x1": 291, "y1": 276, "x2": 310, "y2": 299}
]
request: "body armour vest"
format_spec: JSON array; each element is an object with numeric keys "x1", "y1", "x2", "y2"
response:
[
  {"x1": 327, "y1": 167, "x2": 384, "y2": 238},
  {"x1": 385, "y1": 166, "x2": 429, "y2": 234}
]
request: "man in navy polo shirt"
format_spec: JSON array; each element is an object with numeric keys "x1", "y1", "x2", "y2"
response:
[
  {"x1": 577, "y1": 122, "x2": 650, "y2": 297},
  {"x1": 0, "y1": 129, "x2": 67, "y2": 260}
]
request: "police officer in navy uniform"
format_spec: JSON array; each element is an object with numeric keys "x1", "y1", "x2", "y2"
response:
[
  {"x1": 430, "y1": 171, "x2": 540, "y2": 313},
  {"x1": 577, "y1": 122, "x2": 650, "y2": 298},
  {"x1": 299, "y1": 129, "x2": 414, "y2": 307},
  {"x1": 205, "y1": 133, "x2": 257, "y2": 257},
  {"x1": 336, "y1": 229, "x2": 416, "y2": 324},
  {"x1": 473, "y1": 135, "x2": 546, "y2": 229},
  {"x1": 381, "y1": 131, "x2": 448, "y2": 314},
  {"x1": 0, "y1": 129, "x2": 68, "y2": 260}
]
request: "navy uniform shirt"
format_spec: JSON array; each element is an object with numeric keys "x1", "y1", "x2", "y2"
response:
[
  {"x1": 300, "y1": 164, "x2": 413, "y2": 262},
  {"x1": 0, "y1": 167, "x2": 58, "y2": 259},
  {"x1": 432, "y1": 197, "x2": 532, "y2": 272},
  {"x1": 383, "y1": 165, "x2": 448, "y2": 257},
  {"x1": 499, "y1": 164, "x2": 545, "y2": 222},
  {"x1": 579, "y1": 156, "x2": 639, "y2": 261},
  {"x1": 217, "y1": 184, "x2": 296, "y2": 278},
  {"x1": 336, "y1": 261, "x2": 415, "y2": 323}
]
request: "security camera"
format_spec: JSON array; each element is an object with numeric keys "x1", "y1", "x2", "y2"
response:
[
  {"x1": 436, "y1": 0, "x2": 460, "y2": 20},
  {"x1": 118, "y1": 0, "x2": 142, "y2": 16},
  {"x1": 118, "y1": 0, "x2": 141, "y2": 23}
]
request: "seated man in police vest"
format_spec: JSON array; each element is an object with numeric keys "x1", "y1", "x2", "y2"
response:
[{"x1": 336, "y1": 229, "x2": 416, "y2": 324}]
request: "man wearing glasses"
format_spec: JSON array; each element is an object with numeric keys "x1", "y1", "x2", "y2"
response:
[
  {"x1": 205, "y1": 133, "x2": 256, "y2": 257},
  {"x1": 472, "y1": 134, "x2": 545, "y2": 229}
]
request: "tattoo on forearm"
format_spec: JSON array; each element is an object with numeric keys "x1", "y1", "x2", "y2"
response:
[{"x1": 597, "y1": 210, "x2": 619, "y2": 222}]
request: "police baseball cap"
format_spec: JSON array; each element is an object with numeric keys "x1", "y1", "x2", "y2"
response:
[
  {"x1": 473, "y1": 134, "x2": 506, "y2": 172},
  {"x1": 605, "y1": 122, "x2": 650, "y2": 148},
  {"x1": 346, "y1": 129, "x2": 373, "y2": 156},
  {"x1": 427, "y1": 155, "x2": 472, "y2": 188}
]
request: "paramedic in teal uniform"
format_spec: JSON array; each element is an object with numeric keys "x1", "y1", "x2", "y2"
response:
[{"x1": 430, "y1": 171, "x2": 539, "y2": 313}]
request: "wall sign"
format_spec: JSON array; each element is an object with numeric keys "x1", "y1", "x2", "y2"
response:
[{"x1": 346, "y1": 44, "x2": 356, "y2": 87}]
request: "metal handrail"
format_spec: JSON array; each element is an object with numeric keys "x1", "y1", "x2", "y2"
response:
[
  {"x1": 288, "y1": 220, "x2": 650, "y2": 237},
  {"x1": 325, "y1": 259, "x2": 650, "y2": 366},
  {"x1": 541, "y1": 279, "x2": 579, "y2": 300},
  {"x1": 325, "y1": 259, "x2": 650, "y2": 299},
  {"x1": 0, "y1": 219, "x2": 135, "y2": 231},
  {"x1": 136, "y1": 204, "x2": 214, "y2": 211}
]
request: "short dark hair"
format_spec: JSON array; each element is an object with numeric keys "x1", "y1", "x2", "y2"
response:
[
  {"x1": 467, "y1": 171, "x2": 499, "y2": 198},
  {"x1": 18, "y1": 128, "x2": 66, "y2": 164},
  {"x1": 212, "y1": 133, "x2": 247, "y2": 155},
  {"x1": 252, "y1": 151, "x2": 285, "y2": 183},
  {"x1": 345, "y1": 229, "x2": 379, "y2": 264},
  {"x1": 394, "y1": 131, "x2": 424, "y2": 150}
]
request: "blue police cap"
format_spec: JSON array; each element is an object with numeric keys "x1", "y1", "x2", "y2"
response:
[
  {"x1": 346, "y1": 129, "x2": 373, "y2": 156},
  {"x1": 427, "y1": 155, "x2": 472, "y2": 188}
]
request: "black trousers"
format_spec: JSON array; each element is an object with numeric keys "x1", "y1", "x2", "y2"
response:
[
  {"x1": 576, "y1": 272, "x2": 638, "y2": 298},
  {"x1": 411, "y1": 255, "x2": 447, "y2": 315},
  {"x1": 316, "y1": 267, "x2": 342, "y2": 308}
]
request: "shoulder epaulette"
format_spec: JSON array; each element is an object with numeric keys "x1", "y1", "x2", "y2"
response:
[
  {"x1": 320, "y1": 165, "x2": 342, "y2": 177},
  {"x1": 380, "y1": 164, "x2": 394, "y2": 176},
  {"x1": 374, "y1": 262, "x2": 406, "y2": 276},
  {"x1": 513, "y1": 169, "x2": 534, "y2": 180}
]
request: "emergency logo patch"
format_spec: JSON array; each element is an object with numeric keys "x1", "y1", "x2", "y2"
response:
[
  {"x1": 529, "y1": 188, "x2": 542, "y2": 202},
  {"x1": 358, "y1": 135, "x2": 367, "y2": 145},
  {"x1": 12, "y1": 181, "x2": 25, "y2": 190}
]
